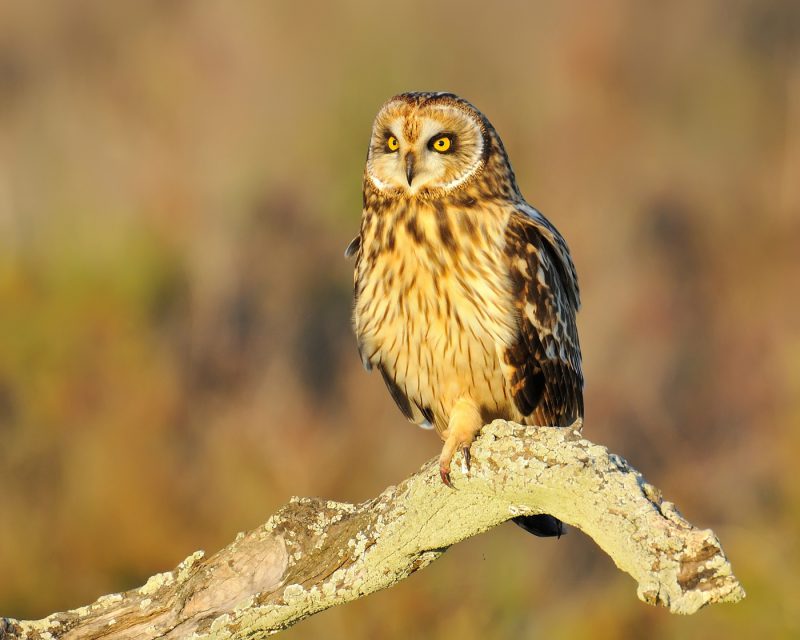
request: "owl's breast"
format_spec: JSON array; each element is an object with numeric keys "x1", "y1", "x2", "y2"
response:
[{"x1": 354, "y1": 200, "x2": 519, "y2": 430}]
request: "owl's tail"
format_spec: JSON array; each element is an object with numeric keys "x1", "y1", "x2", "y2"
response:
[{"x1": 512, "y1": 514, "x2": 566, "y2": 538}]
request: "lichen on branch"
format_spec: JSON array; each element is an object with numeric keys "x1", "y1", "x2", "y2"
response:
[{"x1": 0, "y1": 420, "x2": 744, "y2": 640}]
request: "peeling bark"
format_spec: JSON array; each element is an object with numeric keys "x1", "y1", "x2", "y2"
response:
[{"x1": 0, "y1": 421, "x2": 745, "y2": 639}]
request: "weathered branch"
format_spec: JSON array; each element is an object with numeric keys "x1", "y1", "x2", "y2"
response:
[{"x1": 1, "y1": 420, "x2": 744, "y2": 639}]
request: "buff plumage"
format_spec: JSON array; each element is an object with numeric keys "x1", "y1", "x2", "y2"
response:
[{"x1": 347, "y1": 93, "x2": 582, "y2": 536}]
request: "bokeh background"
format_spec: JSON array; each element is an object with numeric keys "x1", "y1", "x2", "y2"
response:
[{"x1": 1, "y1": 1, "x2": 798, "y2": 638}]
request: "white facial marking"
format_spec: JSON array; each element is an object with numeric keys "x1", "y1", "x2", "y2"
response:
[
  {"x1": 429, "y1": 106, "x2": 484, "y2": 191},
  {"x1": 366, "y1": 105, "x2": 484, "y2": 195}
]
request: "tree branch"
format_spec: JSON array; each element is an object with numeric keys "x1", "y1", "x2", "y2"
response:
[{"x1": 1, "y1": 420, "x2": 744, "y2": 639}]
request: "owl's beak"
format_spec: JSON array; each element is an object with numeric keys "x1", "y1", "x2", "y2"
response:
[{"x1": 405, "y1": 153, "x2": 416, "y2": 186}]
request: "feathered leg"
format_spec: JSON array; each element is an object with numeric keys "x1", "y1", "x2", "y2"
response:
[{"x1": 439, "y1": 397, "x2": 483, "y2": 487}]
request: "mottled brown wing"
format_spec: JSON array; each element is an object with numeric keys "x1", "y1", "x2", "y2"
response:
[{"x1": 504, "y1": 207, "x2": 583, "y2": 427}]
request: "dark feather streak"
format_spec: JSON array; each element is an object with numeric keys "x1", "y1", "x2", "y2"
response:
[
  {"x1": 378, "y1": 364, "x2": 414, "y2": 421},
  {"x1": 344, "y1": 235, "x2": 361, "y2": 258}
]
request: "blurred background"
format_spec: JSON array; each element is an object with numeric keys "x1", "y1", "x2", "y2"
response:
[{"x1": 1, "y1": 1, "x2": 798, "y2": 638}]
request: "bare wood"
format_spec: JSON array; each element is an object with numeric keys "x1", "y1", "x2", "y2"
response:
[{"x1": 1, "y1": 421, "x2": 744, "y2": 639}]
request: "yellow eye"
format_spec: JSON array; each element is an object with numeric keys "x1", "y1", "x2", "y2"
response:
[
  {"x1": 386, "y1": 135, "x2": 399, "y2": 152},
  {"x1": 432, "y1": 136, "x2": 452, "y2": 153}
]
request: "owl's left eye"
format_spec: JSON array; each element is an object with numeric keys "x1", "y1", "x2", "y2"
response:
[
  {"x1": 429, "y1": 135, "x2": 453, "y2": 153},
  {"x1": 386, "y1": 136, "x2": 400, "y2": 152}
]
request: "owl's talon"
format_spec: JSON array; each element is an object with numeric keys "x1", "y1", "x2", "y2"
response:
[
  {"x1": 461, "y1": 446, "x2": 471, "y2": 473},
  {"x1": 440, "y1": 467, "x2": 454, "y2": 488}
]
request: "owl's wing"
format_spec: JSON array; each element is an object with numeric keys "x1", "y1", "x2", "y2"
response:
[
  {"x1": 377, "y1": 363, "x2": 435, "y2": 429},
  {"x1": 503, "y1": 205, "x2": 583, "y2": 427},
  {"x1": 344, "y1": 234, "x2": 361, "y2": 258}
]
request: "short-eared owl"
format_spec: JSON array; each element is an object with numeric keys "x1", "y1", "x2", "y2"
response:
[{"x1": 346, "y1": 92, "x2": 582, "y2": 537}]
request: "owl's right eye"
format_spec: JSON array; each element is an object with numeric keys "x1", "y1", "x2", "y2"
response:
[{"x1": 386, "y1": 136, "x2": 400, "y2": 152}]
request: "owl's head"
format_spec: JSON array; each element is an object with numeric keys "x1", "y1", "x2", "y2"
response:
[{"x1": 365, "y1": 92, "x2": 517, "y2": 200}]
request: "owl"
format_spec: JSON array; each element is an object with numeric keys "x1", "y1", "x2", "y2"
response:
[{"x1": 346, "y1": 92, "x2": 582, "y2": 537}]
